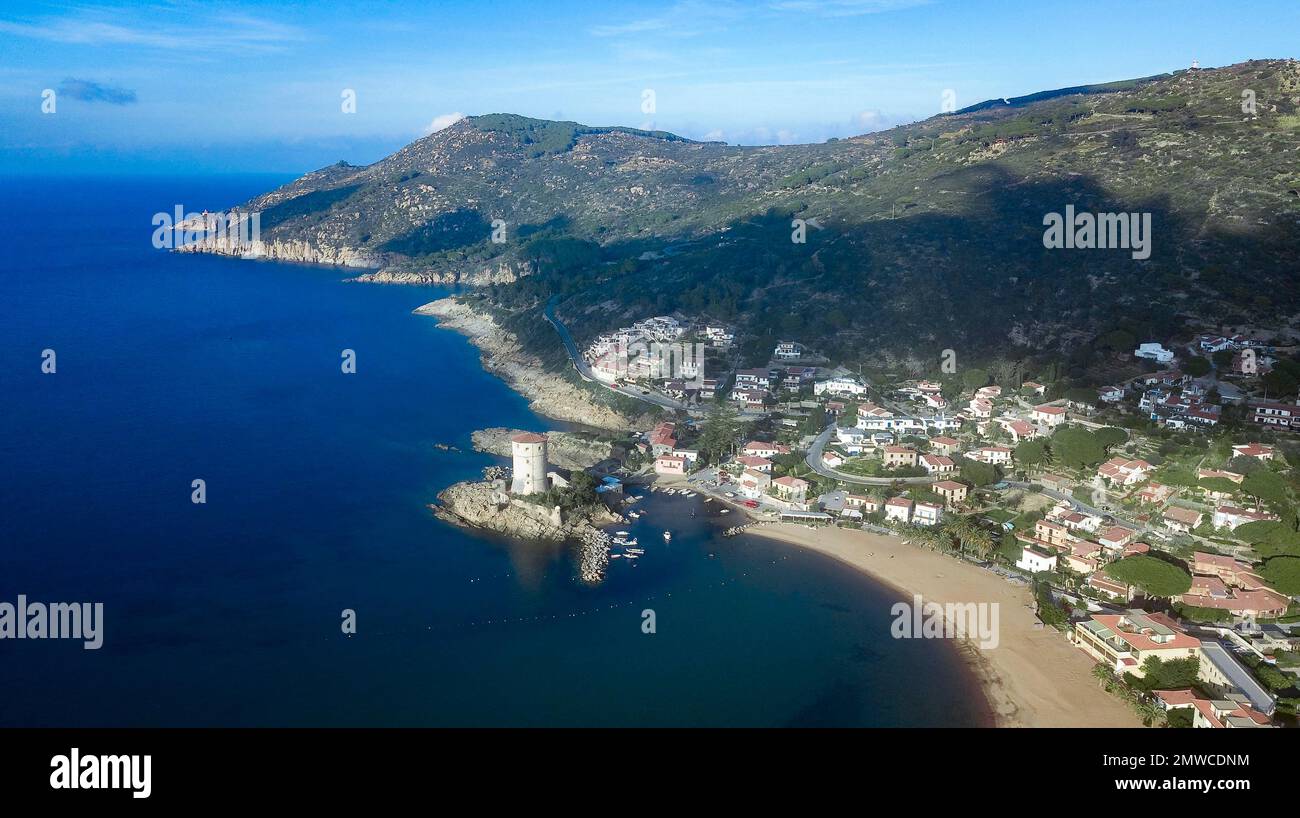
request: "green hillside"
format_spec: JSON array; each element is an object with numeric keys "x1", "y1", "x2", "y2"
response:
[{"x1": 221, "y1": 59, "x2": 1300, "y2": 375}]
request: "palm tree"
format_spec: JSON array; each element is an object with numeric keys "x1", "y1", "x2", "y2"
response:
[
  {"x1": 915, "y1": 525, "x2": 949, "y2": 552},
  {"x1": 1091, "y1": 662, "x2": 1116, "y2": 690},
  {"x1": 948, "y1": 514, "x2": 995, "y2": 557},
  {"x1": 966, "y1": 526, "x2": 995, "y2": 559},
  {"x1": 942, "y1": 516, "x2": 975, "y2": 555}
]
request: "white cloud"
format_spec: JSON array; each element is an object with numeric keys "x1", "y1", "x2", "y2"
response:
[
  {"x1": 424, "y1": 112, "x2": 465, "y2": 134},
  {"x1": 854, "y1": 109, "x2": 885, "y2": 128},
  {"x1": 768, "y1": 0, "x2": 932, "y2": 16},
  {"x1": 0, "y1": 10, "x2": 305, "y2": 53}
]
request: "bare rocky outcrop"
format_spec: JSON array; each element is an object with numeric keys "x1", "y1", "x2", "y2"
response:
[
  {"x1": 176, "y1": 236, "x2": 385, "y2": 268},
  {"x1": 414, "y1": 297, "x2": 642, "y2": 431},
  {"x1": 431, "y1": 480, "x2": 620, "y2": 542},
  {"x1": 471, "y1": 427, "x2": 622, "y2": 469},
  {"x1": 353, "y1": 259, "x2": 535, "y2": 285}
]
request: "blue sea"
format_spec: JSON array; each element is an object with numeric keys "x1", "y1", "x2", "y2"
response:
[{"x1": 0, "y1": 176, "x2": 991, "y2": 726}]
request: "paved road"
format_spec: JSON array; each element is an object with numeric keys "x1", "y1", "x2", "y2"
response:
[
  {"x1": 805, "y1": 424, "x2": 936, "y2": 486},
  {"x1": 543, "y1": 294, "x2": 690, "y2": 412},
  {"x1": 1002, "y1": 480, "x2": 1154, "y2": 538}
]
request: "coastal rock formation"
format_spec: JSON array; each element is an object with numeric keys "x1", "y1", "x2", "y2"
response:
[
  {"x1": 471, "y1": 427, "x2": 621, "y2": 469},
  {"x1": 414, "y1": 297, "x2": 642, "y2": 431},
  {"x1": 353, "y1": 259, "x2": 535, "y2": 285},
  {"x1": 431, "y1": 480, "x2": 620, "y2": 542},
  {"x1": 176, "y1": 236, "x2": 385, "y2": 268}
]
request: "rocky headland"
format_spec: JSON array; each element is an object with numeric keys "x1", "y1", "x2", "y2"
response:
[
  {"x1": 431, "y1": 480, "x2": 622, "y2": 542},
  {"x1": 176, "y1": 235, "x2": 385, "y2": 268},
  {"x1": 470, "y1": 427, "x2": 623, "y2": 469},
  {"x1": 414, "y1": 297, "x2": 646, "y2": 432},
  {"x1": 353, "y1": 258, "x2": 535, "y2": 286}
]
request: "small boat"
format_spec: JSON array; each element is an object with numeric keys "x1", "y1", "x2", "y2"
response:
[
  {"x1": 663, "y1": 531, "x2": 672, "y2": 542},
  {"x1": 610, "y1": 554, "x2": 622, "y2": 559},
  {"x1": 622, "y1": 538, "x2": 638, "y2": 546},
  {"x1": 720, "y1": 508, "x2": 730, "y2": 514},
  {"x1": 616, "y1": 530, "x2": 629, "y2": 536},
  {"x1": 624, "y1": 553, "x2": 640, "y2": 560}
]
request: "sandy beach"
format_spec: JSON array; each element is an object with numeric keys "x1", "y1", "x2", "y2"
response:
[{"x1": 749, "y1": 522, "x2": 1141, "y2": 728}]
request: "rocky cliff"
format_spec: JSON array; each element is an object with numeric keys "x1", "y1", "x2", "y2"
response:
[
  {"x1": 431, "y1": 480, "x2": 620, "y2": 542},
  {"x1": 176, "y1": 236, "x2": 385, "y2": 268},
  {"x1": 414, "y1": 297, "x2": 643, "y2": 431},
  {"x1": 353, "y1": 258, "x2": 535, "y2": 285},
  {"x1": 471, "y1": 427, "x2": 622, "y2": 469}
]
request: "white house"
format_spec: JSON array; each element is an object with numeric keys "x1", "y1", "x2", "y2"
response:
[
  {"x1": 974, "y1": 446, "x2": 1013, "y2": 465},
  {"x1": 912, "y1": 502, "x2": 943, "y2": 527},
  {"x1": 884, "y1": 496, "x2": 913, "y2": 524},
  {"x1": 1135, "y1": 342, "x2": 1175, "y2": 363},
  {"x1": 731, "y1": 387, "x2": 768, "y2": 409},
  {"x1": 742, "y1": 441, "x2": 782, "y2": 459},
  {"x1": 920, "y1": 453, "x2": 956, "y2": 475},
  {"x1": 774, "y1": 341, "x2": 804, "y2": 360},
  {"x1": 1031, "y1": 404, "x2": 1067, "y2": 427},
  {"x1": 855, "y1": 403, "x2": 895, "y2": 429},
  {"x1": 739, "y1": 469, "x2": 772, "y2": 500},
  {"x1": 1163, "y1": 507, "x2": 1203, "y2": 534},
  {"x1": 835, "y1": 425, "x2": 868, "y2": 448},
  {"x1": 733, "y1": 455, "x2": 773, "y2": 473},
  {"x1": 1016, "y1": 546, "x2": 1057, "y2": 573},
  {"x1": 1000, "y1": 419, "x2": 1037, "y2": 442},
  {"x1": 815, "y1": 376, "x2": 867, "y2": 397},
  {"x1": 1096, "y1": 457, "x2": 1153, "y2": 487},
  {"x1": 1098, "y1": 385, "x2": 1126, "y2": 403},
  {"x1": 1231, "y1": 443, "x2": 1274, "y2": 461},
  {"x1": 1213, "y1": 505, "x2": 1276, "y2": 531}
]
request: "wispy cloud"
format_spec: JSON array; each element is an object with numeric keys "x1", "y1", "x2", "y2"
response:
[
  {"x1": 57, "y1": 78, "x2": 137, "y2": 105},
  {"x1": 423, "y1": 112, "x2": 466, "y2": 135},
  {"x1": 767, "y1": 0, "x2": 932, "y2": 15},
  {"x1": 0, "y1": 8, "x2": 306, "y2": 54},
  {"x1": 588, "y1": 0, "x2": 745, "y2": 39},
  {"x1": 589, "y1": 18, "x2": 671, "y2": 38},
  {"x1": 590, "y1": 0, "x2": 928, "y2": 39}
]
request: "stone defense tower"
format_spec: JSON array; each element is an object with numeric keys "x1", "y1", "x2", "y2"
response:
[{"x1": 510, "y1": 432, "x2": 549, "y2": 495}]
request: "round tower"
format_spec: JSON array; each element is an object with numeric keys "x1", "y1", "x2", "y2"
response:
[{"x1": 510, "y1": 432, "x2": 549, "y2": 495}]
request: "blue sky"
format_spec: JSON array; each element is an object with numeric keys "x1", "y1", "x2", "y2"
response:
[{"x1": 2, "y1": 0, "x2": 1297, "y2": 174}]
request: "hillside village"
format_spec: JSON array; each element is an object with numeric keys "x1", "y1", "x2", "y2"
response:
[{"x1": 567, "y1": 311, "x2": 1300, "y2": 727}]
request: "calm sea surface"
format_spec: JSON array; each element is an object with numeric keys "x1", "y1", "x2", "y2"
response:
[{"x1": 0, "y1": 176, "x2": 991, "y2": 726}]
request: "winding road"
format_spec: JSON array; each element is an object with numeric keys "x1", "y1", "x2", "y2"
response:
[
  {"x1": 543, "y1": 294, "x2": 690, "y2": 412},
  {"x1": 805, "y1": 424, "x2": 937, "y2": 486}
]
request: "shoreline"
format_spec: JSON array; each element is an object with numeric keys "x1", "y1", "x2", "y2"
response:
[
  {"x1": 746, "y1": 522, "x2": 1142, "y2": 728},
  {"x1": 413, "y1": 294, "x2": 1137, "y2": 727},
  {"x1": 414, "y1": 297, "x2": 647, "y2": 432}
]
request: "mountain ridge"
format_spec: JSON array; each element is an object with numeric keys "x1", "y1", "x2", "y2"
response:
[{"x1": 192, "y1": 58, "x2": 1300, "y2": 375}]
